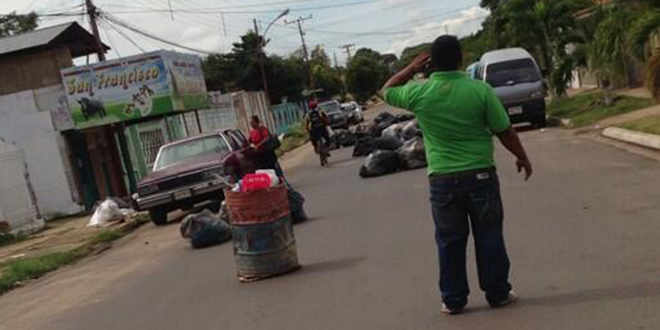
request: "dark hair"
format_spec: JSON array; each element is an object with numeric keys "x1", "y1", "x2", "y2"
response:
[
  {"x1": 431, "y1": 35, "x2": 462, "y2": 71},
  {"x1": 251, "y1": 115, "x2": 260, "y2": 123}
]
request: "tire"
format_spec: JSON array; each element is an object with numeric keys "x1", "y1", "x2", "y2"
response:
[
  {"x1": 206, "y1": 200, "x2": 221, "y2": 213},
  {"x1": 533, "y1": 116, "x2": 547, "y2": 129},
  {"x1": 149, "y1": 208, "x2": 168, "y2": 226}
]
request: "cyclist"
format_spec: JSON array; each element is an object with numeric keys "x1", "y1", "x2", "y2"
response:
[{"x1": 305, "y1": 100, "x2": 331, "y2": 165}]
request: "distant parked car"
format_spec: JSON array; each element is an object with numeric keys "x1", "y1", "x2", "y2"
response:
[
  {"x1": 133, "y1": 129, "x2": 257, "y2": 225},
  {"x1": 341, "y1": 101, "x2": 363, "y2": 124},
  {"x1": 319, "y1": 100, "x2": 349, "y2": 129}
]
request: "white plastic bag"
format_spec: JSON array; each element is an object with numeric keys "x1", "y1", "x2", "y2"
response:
[
  {"x1": 256, "y1": 169, "x2": 280, "y2": 187},
  {"x1": 88, "y1": 199, "x2": 123, "y2": 227}
]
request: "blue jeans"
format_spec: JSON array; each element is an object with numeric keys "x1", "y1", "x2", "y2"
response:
[{"x1": 429, "y1": 168, "x2": 512, "y2": 309}]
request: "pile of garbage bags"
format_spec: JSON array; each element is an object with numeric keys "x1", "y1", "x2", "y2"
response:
[{"x1": 355, "y1": 111, "x2": 427, "y2": 178}]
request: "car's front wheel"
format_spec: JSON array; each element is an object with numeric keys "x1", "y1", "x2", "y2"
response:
[
  {"x1": 149, "y1": 208, "x2": 168, "y2": 226},
  {"x1": 206, "y1": 200, "x2": 222, "y2": 213}
]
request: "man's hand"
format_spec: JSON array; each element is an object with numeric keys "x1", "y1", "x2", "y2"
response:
[
  {"x1": 516, "y1": 158, "x2": 533, "y2": 181},
  {"x1": 381, "y1": 51, "x2": 431, "y2": 92},
  {"x1": 408, "y1": 52, "x2": 431, "y2": 74}
]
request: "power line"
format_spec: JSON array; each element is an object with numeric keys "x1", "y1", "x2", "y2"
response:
[
  {"x1": 102, "y1": 0, "x2": 384, "y2": 15},
  {"x1": 101, "y1": 12, "x2": 218, "y2": 55},
  {"x1": 102, "y1": 18, "x2": 147, "y2": 53}
]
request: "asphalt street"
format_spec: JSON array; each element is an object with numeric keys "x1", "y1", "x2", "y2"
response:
[{"x1": 1, "y1": 105, "x2": 659, "y2": 330}]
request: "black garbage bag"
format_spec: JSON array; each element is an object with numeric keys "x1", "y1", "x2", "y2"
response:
[
  {"x1": 369, "y1": 118, "x2": 394, "y2": 137},
  {"x1": 353, "y1": 137, "x2": 376, "y2": 157},
  {"x1": 374, "y1": 112, "x2": 395, "y2": 124},
  {"x1": 359, "y1": 150, "x2": 401, "y2": 178},
  {"x1": 397, "y1": 137, "x2": 427, "y2": 170},
  {"x1": 180, "y1": 210, "x2": 232, "y2": 249},
  {"x1": 375, "y1": 135, "x2": 403, "y2": 150},
  {"x1": 401, "y1": 120, "x2": 421, "y2": 141},
  {"x1": 287, "y1": 187, "x2": 308, "y2": 224},
  {"x1": 353, "y1": 136, "x2": 402, "y2": 157},
  {"x1": 395, "y1": 113, "x2": 415, "y2": 123},
  {"x1": 381, "y1": 122, "x2": 407, "y2": 141},
  {"x1": 333, "y1": 129, "x2": 357, "y2": 147}
]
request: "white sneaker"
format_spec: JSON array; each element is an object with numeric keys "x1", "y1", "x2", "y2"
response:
[
  {"x1": 491, "y1": 290, "x2": 518, "y2": 308},
  {"x1": 441, "y1": 303, "x2": 464, "y2": 315}
]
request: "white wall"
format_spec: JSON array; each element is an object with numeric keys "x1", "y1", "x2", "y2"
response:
[
  {"x1": 0, "y1": 142, "x2": 40, "y2": 233},
  {"x1": 0, "y1": 85, "x2": 82, "y2": 217}
]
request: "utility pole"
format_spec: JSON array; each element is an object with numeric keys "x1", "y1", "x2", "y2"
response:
[
  {"x1": 85, "y1": 0, "x2": 106, "y2": 61},
  {"x1": 333, "y1": 51, "x2": 339, "y2": 69},
  {"x1": 286, "y1": 15, "x2": 314, "y2": 88},
  {"x1": 253, "y1": 19, "x2": 269, "y2": 100},
  {"x1": 339, "y1": 43, "x2": 355, "y2": 63}
]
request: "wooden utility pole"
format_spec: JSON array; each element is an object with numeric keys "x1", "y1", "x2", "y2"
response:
[
  {"x1": 339, "y1": 43, "x2": 355, "y2": 63},
  {"x1": 85, "y1": 0, "x2": 106, "y2": 61},
  {"x1": 253, "y1": 19, "x2": 270, "y2": 100},
  {"x1": 286, "y1": 15, "x2": 314, "y2": 88}
]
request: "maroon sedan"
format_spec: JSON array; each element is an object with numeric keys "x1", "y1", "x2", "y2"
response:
[{"x1": 133, "y1": 129, "x2": 257, "y2": 225}]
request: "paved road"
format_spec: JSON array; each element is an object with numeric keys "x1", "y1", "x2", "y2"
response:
[{"x1": 2, "y1": 105, "x2": 660, "y2": 330}]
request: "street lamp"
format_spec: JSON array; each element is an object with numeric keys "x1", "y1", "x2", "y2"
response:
[
  {"x1": 263, "y1": 8, "x2": 290, "y2": 45},
  {"x1": 255, "y1": 8, "x2": 290, "y2": 102}
]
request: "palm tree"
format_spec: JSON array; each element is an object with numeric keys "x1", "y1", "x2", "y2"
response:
[{"x1": 501, "y1": 0, "x2": 592, "y2": 97}]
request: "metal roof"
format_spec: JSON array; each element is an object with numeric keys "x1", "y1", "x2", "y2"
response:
[
  {"x1": 0, "y1": 22, "x2": 109, "y2": 58},
  {"x1": 480, "y1": 48, "x2": 533, "y2": 65}
]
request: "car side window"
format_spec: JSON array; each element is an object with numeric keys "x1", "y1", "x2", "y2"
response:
[{"x1": 222, "y1": 132, "x2": 240, "y2": 150}]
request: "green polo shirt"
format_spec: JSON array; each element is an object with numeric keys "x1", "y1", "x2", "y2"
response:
[{"x1": 385, "y1": 71, "x2": 511, "y2": 175}]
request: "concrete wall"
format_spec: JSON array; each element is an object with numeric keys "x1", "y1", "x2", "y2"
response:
[
  {"x1": 0, "y1": 142, "x2": 41, "y2": 233},
  {"x1": 0, "y1": 86, "x2": 82, "y2": 217},
  {"x1": 0, "y1": 48, "x2": 73, "y2": 96}
]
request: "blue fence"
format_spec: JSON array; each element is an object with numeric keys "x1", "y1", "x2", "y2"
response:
[{"x1": 271, "y1": 102, "x2": 306, "y2": 135}]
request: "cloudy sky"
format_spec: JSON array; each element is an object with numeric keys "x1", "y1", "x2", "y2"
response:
[{"x1": 1, "y1": 0, "x2": 488, "y2": 64}]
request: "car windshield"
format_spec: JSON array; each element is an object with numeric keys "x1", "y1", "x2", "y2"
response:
[
  {"x1": 320, "y1": 102, "x2": 341, "y2": 114},
  {"x1": 154, "y1": 136, "x2": 229, "y2": 171},
  {"x1": 486, "y1": 58, "x2": 541, "y2": 88}
]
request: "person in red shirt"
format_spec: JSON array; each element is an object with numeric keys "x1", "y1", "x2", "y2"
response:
[{"x1": 249, "y1": 116, "x2": 285, "y2": 179}]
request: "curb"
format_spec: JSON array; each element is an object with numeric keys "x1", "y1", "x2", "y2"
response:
[{"x1": 602, "y1": 127, "x2": 660, "y2": 150}]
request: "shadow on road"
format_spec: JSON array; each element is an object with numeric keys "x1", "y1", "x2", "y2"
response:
[
  {"x1": 522, "y1": 281, "x2": 660, "y2": 307},
  {"x1": 293, "y1": 256, "x2": 367, "y2": 277}
]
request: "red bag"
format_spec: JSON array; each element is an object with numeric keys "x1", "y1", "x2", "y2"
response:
[{"x1": 242, "y1": 173, "x2": 272, "y2": 192}]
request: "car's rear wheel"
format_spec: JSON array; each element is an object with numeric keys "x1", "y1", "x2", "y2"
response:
[
  {"x1": 533, "y1": 116, "x2": 547, "y2": 129},
  {"x1": 149, "y1": 208, "x2": 168, "y2": 226},
  {"x1": 206, "y1": 200, "x2": 222, "y2": 213}
]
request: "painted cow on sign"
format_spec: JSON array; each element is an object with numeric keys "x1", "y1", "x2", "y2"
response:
[{"x1": 78, "y1": 98, "x2": 107, "y2": 120}]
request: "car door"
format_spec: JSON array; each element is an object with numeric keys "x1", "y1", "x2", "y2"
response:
[{"x1": 222, "y1": 130, "x2": 257, "y2": 178}]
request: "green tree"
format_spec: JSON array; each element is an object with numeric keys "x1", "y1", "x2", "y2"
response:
[
  {"x1": 0, "y1": 12, "x2": 37, "y2": 37},
  {"x1": 346, "y1": 48, "x2": 389, "y2": 103},
  {"x1": 492, "y1": 0, "x2": 591, "y2": 96},
  {"x1": 589, "y1": 8, "x2": 634, "y2": 90}
]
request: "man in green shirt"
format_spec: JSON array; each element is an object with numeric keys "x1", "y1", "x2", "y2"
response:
[{"x1": 382, "y1": 35, "x2": 532, "y2": 315}]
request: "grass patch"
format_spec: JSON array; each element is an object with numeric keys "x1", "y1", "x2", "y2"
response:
[
  {"x1": 617, "y1": 115, "x2": 660, "y2": 135},
  {"x1": 548, "y1": 92, "x2": 654, "y2": 127},
  {"x1": 0, "y1": 233, "x2": 28, "y2": 248},
  {"x1": 276, "y1": 122, "x2": 309, "y2": 157},
  {"x1": 0, "y1": 248, "x2": 85, "y2": 294},
  {"x1": 90, "y1": 230, "x2": 124, "y2": 244},
  {"x1": 0, "y1": 217, "x2": 149, "y2": 295}
]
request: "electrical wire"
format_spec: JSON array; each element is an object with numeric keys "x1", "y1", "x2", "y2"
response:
[
  {"x1": 102, "y1": 0, "x2": 386, "y2": 15},
  {"x1": 102, "y1": 12, "x2": 218, "y2": 54},
  {"x1": 102, "y1": 18, "x2": 147, "y2": 53}
]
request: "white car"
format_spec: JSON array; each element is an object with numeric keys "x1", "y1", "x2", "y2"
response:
[{"x1": 341, "y1": 101, "x2": 363, "y2": 124}]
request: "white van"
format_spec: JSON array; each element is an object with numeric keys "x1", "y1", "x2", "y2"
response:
[{"x1": 474, "y1": 48, "x2": 546, "y2": 127}]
